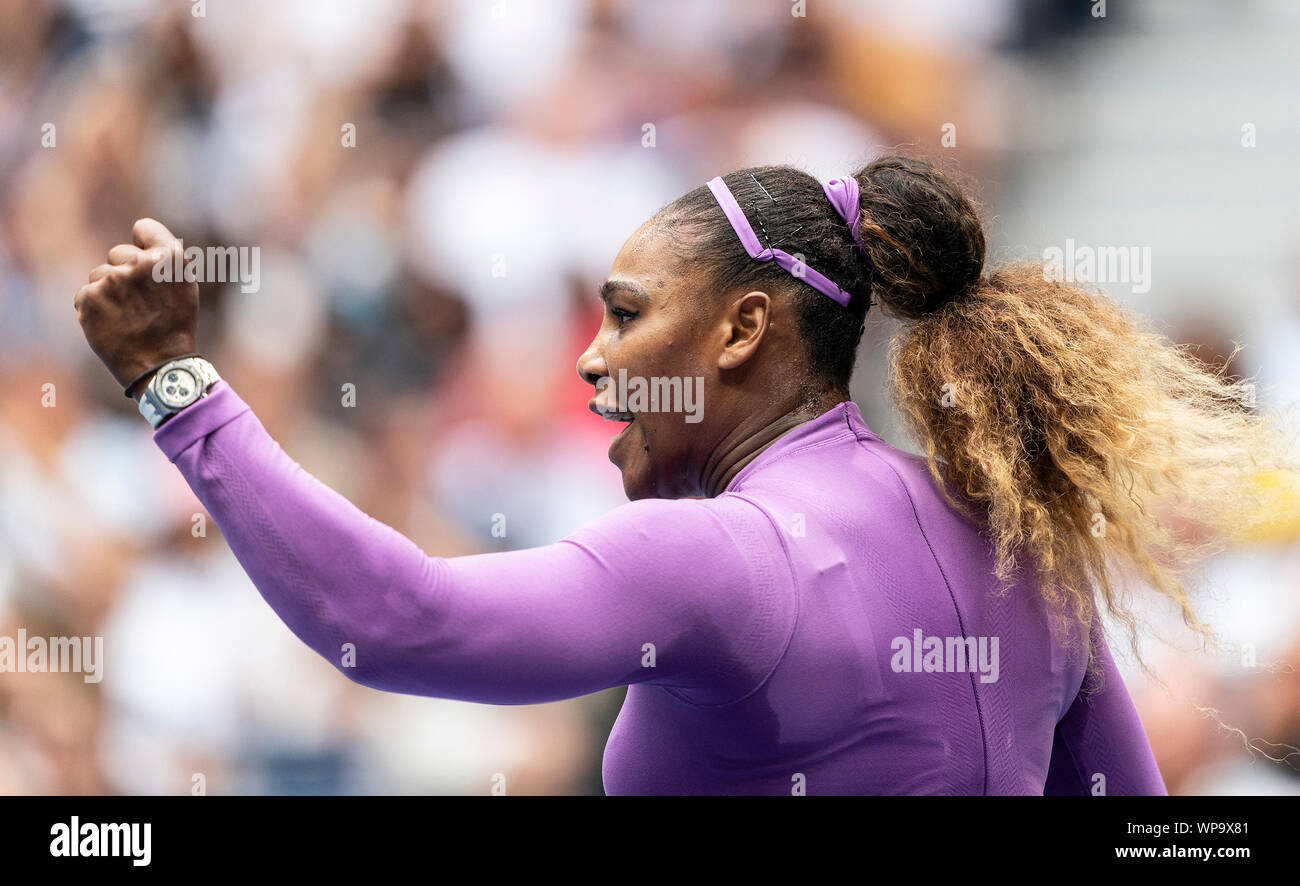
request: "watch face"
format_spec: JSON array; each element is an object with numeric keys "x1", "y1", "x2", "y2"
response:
[{"x1": 155, "y1": 367, "x2": 200, "y2": 408}]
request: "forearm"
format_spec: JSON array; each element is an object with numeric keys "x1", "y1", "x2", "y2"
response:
[
  {"x1": 153, "y1": 381, "x2": 443, "y2": 691},
  {"x1": 151, "y1": 381, "x2": 794, "y2": 704}
]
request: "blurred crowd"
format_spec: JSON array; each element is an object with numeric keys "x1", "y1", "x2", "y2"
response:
[{"x1": 0, "y1": 0, "x2": 1297, "y2": 794}]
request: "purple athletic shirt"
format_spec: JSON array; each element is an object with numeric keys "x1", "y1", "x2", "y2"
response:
[{"x1": 153, "y1": 380, "x2": 1167, "y2": 795}]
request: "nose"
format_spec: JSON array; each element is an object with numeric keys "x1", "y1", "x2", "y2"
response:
[{"x1": 576, "y1": 335, "x2": 607, "y2": 387}]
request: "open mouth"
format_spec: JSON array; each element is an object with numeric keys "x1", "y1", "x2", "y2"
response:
[
  {"x1": 602, "y1": 411, "x2": 636, "y2": 437},
  {"x1": 589, "y1": 390, "x2": 636, "y2": 438}
]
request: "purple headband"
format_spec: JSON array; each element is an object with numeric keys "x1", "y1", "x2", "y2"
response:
[{"x1": 705, "y1": 174, "x2": 871, "y2": 310}]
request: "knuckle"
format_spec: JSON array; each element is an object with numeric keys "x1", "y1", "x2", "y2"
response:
[{"x1": 135, "y1": 253, "x2": 163, "y2": 277}]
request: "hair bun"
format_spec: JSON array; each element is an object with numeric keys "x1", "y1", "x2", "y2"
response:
[{"x1": 852, "y1": 156, "x2": 986, "y2": 320}]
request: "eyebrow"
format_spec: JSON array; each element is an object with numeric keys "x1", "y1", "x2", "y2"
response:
[{"x1": 599, "y1": 279, "x2": 650, "y2": 304}]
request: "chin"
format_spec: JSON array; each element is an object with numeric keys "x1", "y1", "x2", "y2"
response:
[{"x1": 620, "y1": 470, "x2": 656, "y2": 501}]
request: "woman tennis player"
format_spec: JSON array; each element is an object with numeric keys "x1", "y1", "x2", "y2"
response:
[{"x1": 75, "y1": 155, "x2": 1292, "y2": 794}]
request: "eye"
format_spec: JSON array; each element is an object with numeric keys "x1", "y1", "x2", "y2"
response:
[{"x1": 611, "y1": 307, "x2": 636, "y2": 327}]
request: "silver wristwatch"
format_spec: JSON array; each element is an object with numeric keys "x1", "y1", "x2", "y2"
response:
[{"x1": 138, "y1": 356, "x2": 221, "y2": 428}]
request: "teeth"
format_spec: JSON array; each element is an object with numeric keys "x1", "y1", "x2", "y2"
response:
[{"x1": 600, "y1": 411, "x2": 635, "y2": 422}]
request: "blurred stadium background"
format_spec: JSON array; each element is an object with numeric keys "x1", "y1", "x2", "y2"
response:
[{"x1": 1, "y1": 0, "x2": 1298, "y2": 794}]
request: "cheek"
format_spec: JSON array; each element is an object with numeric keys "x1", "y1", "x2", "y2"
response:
[
  {"x1": 641, "y1": 329, "x2": 705, "y2": 377},
  {"x1": 606, "y1": 336, "x2": 660, "y2": 377}
]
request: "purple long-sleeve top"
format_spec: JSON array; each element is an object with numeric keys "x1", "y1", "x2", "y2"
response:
[{"x1": 153, "y1": 380, "x2": 1167, "y2": 795}]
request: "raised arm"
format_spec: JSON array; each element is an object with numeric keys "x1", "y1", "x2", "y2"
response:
[
  {"x1": 72, "y1": 218, "x2": 795, "y2": 708},
  {"x1": 152, "y1": 380, "x2": 796, "y2": 706},
  {"x1": 1043, "y1": 624, "x2": 1168, "y2": 795}
]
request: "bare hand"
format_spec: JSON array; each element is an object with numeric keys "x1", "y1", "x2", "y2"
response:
[{"x1": 74, "y1": 218, "x2": 200, "y2": 395}]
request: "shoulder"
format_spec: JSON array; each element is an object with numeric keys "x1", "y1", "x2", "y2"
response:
[{"x1": 564, "y1": 494, "x2": 782, "y2": 569}]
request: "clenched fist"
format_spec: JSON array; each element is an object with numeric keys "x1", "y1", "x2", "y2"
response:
[{"x1": 74, "y1": 218, "x2": 199, "y2": 397}]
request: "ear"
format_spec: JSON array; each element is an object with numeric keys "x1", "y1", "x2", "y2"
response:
[{"x1": 716, "y1": 290, "x2": 771, "y2": 370}]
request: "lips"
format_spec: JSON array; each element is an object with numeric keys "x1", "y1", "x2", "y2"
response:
[
  {"x1": 589, "y1": 386, "x2": 636, "y2": 453},
  {"x1": 588, "y1": 392, "x2": 635, "y2": 427}
]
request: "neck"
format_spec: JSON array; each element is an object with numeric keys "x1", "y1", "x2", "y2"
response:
[{"x1": 700, "y1": 389, "x2": 848, "y2": 497}]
